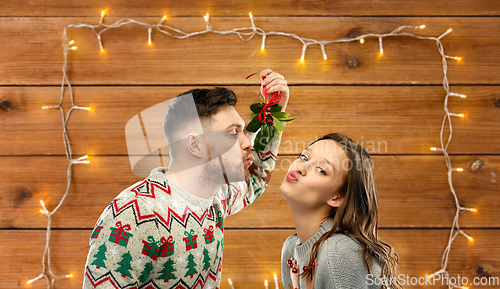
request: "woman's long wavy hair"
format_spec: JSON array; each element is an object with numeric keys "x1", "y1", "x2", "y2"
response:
[{"x1": 300, "y1": 133, "x2": 403, "y2": 289}]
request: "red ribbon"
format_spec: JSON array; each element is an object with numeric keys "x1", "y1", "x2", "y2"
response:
[{"x1": 246, "y1": 73, "x2": 283, "y2": 123}]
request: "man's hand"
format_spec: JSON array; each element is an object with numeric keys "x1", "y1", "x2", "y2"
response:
[{"x1": 260, "y1": 68, "x2": 289, "y2": 112}]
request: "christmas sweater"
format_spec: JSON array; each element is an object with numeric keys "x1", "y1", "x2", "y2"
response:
[{"x1": 83, "y1": 132, "x2": 282, "y2": 289}]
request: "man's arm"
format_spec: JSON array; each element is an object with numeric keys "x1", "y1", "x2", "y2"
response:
[
  {"x1": 82, "y1": 197, "x2": 163, "y2": 288},
  {"x1": 223, "y1": 69, "x2": 290, "y2": 217}
]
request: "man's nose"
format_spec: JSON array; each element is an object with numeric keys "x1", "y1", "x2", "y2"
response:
[{"x1": 240, "y1": 133, "x2": 252, "y2": 151}]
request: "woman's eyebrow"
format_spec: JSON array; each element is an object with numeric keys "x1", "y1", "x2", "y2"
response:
[{"x1": 305, "y1": 147, "x2": 336, "y2": 172}]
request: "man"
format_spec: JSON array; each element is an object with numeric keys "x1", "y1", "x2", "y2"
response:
[{"x1": 83, "y1": 69, "x2": 289, "y2": 288}]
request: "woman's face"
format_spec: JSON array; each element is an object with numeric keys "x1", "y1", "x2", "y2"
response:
[{"x1": 280, "y1": 139, "x2": 349, "y2": 211}]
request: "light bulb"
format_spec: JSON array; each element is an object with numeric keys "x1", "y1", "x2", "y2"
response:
[
  {"x1": 420, "y1": 25, "x2": 426, "y2": 29},
  {"x1": 360, "y1": 38, "x2": 365, "y2": 44},
  {"x1": 456, "y1": 168, "x2": 464, "y2": 172},
  {"x1": 69, "y1": 40, "x2": 74, "y2": 45},
  {"x1": 204, "y1": 13, "x2": 209, "y2": 22}
]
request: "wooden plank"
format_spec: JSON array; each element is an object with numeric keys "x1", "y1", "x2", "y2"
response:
[
  {"x1": 2, "y1": 155, "x2": 498, "y2": 229},
  {"x1": 0, "y1": 0, "x2": 498, "y2": 17},
  {"x1": 0, "y1": 229, "x2": 498, "y2": 288},
  {"x1": 0, "y1": 17, "x2": 498, "y2": 85},
  {"x1": 1, "y1": 86, "x2": 498, "y2": 156}
]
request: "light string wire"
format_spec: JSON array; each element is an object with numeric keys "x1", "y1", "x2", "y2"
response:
[{"x1": 31, "y1": 11, "x2": 473, "y2": 289}]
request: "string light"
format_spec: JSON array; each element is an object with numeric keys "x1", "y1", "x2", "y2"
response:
[
  {"x1": 148, "y1": 27, "x2": 152, "y2": 46},
  {"x1": 360, "y1": 38, "x2": 365, "y2": 44},
  {"x1": 249, "y1": 12, "x2": 255, "y2": 31},
  {"x1": 264, "y1": 279, "x2": 269, "y2": 289},
  {"x1": 227, "y1": 278, "x2": 235, "y2": 289},
  {"x1": 34, "y1": 11, "x2": 471, "y2": 288},
  {"x1": 273, "y1": 273, "x2": 279, "y2": 288},
  {"x1": 449, "y1": 112, "x2": 465, "y2": 118},
  {"x1": 160, "y1": 15, "x2": 167, "y2": 25}
]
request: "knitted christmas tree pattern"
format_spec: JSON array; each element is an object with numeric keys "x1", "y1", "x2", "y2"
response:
[
  {"x1": 202, "y1": 248, "x2": 211, "y2": 271},
  {"x1": 157, "y1": 258, "x2": 177, "y2": 282},
  {"x1": 138, "y1": 262, "x2": 154, "y2": 283},
  {"x1": 91, "y1": 243, "x2": 107, "y2": 269},
  {"x1": 184, "y1": 253, "x2": 198, "y2": 278},
  {"x1": 115, "y1": 252, "x2": 133, "y2": 278}
]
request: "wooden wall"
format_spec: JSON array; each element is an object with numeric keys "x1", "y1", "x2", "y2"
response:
[{"x1": 1, "y1": 1, "x2": 499, "y2": 288}]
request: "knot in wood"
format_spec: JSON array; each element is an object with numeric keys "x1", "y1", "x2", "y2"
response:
[
  {"x1": 348, "y1": 59, "x2": 358, "y2": 68},
  {"x1": 470, "y1": 159, "x2": 483, "y2": 172},
  {"x1": 1, "y1": 99, "x2": 12, "y2": 110}
]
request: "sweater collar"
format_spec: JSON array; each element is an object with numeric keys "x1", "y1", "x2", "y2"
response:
[
  {"x1": 295, "y1": 217, "x2": 335, "y2": 257},
  {"x1": 147, "y1": 166, "x2": 214, "y2": 209}
]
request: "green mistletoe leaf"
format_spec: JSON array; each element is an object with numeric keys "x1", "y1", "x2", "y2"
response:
[
  {"x1": 277, "y1": 116, "x2": 296, "y2": 122},
  {"x1": 245, "y1": 116, "x2": 261, "y2": 133},
  {"x1": 272, "y1": 116, "x2": 285, "y2": 132},
  {"x1": 271, "y1": 111, "x2": 289, "y2": 118},
  {"x1": 250, "y1": 103, "x2": 263, "y2": 114},
  {"x1": 269, "y1": 104, "x2": 282, "y2": 113},
  {"x1": 254, "y1": 124, "x2": 275, "y2": 153}
]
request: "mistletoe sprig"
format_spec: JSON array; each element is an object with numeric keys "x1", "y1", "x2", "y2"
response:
[{"x1": 245, "y1": 73, "x2": 296, "y2": 154}]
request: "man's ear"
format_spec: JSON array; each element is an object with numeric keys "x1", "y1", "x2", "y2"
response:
[
  {"x1": 327, "y1": 194, "x2": 343, "y2": 208},
  {"x1": 185, "y1": 134, "x2": 203, "y2": 158}
]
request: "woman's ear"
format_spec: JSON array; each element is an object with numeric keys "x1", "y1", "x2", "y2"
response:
[
  {"x1": 327, "y1": 194, "x2": 343, "y2": 208},
  {"x1": 185, "y1": 134, "x2": 203, "y2": 158}
]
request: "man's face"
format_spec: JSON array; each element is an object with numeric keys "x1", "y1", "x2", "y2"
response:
[{"x1": 205, "y1": 105, "x2": 253, "y2": 182}]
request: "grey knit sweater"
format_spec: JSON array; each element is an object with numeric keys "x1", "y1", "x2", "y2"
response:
[{"x1": 281, "y1": 218, "x2": 382, "y2": 289}]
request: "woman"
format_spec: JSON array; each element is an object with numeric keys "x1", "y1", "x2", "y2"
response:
[{"x1": 280, "y1": 133, "x2": 403, "y2": 289}]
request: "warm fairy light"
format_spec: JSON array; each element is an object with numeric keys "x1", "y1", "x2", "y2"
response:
[
  {"x1": 455, "y1": 56, "x2": 462, "y2": 61},
  {"x1": 300, "y1": 56, "x2": 305, "y2": 62},
  {"x1": 264, "y1": 280, "x2": 269, "y2": 289},
  {"x1": 40, "y1": 209, "x2": 45, "y2": 214},
  {"x1": 162, "y1": 15, "x2": 167, "y2": 21},
  {"x1": 471, "y1": 208, "x2": 477, "y2": 212},
  {"x1": 66, "y1": 273, "x2": 74, "y2": 278},
  {"x1": 430, "y1": 147, "x2": 437, "y2": 151},
  {"x1": 273, "y1": 273, "x2": 279, "y2": 289},
  {"x1": 456, "y1": 168, "x2": 464, "y2": 172},
  {"x1": 100, "y1": 48, "x2": 105, "y2": 53},
  {"x1": 101, "y1": 10, "x2": 105, "y2": 17},
  {"x1": 227, "y1": 278, "x2": 235, "y2": 289},
  {"x1": 69, "y1": 40, "x2": 74, "y2": 45},
  {"x1": 71, "y1": 46, "x2": 77, "y2": 50},
  {"x1": 204, "y1": 13, "x2": 209, "y2": 22},
  {"x1": 467, "y1": 236, "x2": 474, "y2": 242},
  {"x1": 360, "y1": 38, "x2": 365, "y2": 44},
  {"x1": 27, "y1": 279, "x2": 34, "y2": 285},
  {"x1": 449, "y1": 92, "x2": 467, "y2": 98},
  {"x1": 249, "y1": 12, "x2": 253, "y2": 19},
  {"x1": 420, "y1": 25, "x2": 426, "y2": 29}
]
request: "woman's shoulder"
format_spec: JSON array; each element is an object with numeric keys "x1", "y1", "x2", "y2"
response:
[
  {"x1": 282, "y1": 233, "x2": 299, "y2": 251},
  {"x1": 319, "y1": 233, "x2": 381, "y2": 273}
]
